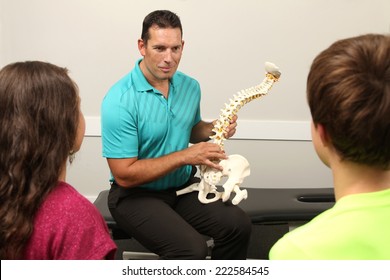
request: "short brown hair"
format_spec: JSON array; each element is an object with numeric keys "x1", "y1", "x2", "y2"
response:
[{"x1": 307, "y1": 34, "x2": 390, "y2": 169}]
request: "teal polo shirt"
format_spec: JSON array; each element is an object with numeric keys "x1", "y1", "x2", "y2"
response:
[{"x1": 101, "y1": 59, "x2": 201, "y2": 190}]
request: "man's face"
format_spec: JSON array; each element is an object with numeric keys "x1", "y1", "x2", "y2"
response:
[{"x1": 138, "y1": 25, "x2": 184, "y2": 84}]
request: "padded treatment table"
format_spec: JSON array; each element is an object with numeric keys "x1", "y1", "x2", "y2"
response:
[
  {"x1": 94, "y1": 187, "x2": 335, "y2": 259},
  {"x1": 95, "y1": 187, "x2": 335, "y2": 226},
  {"x1": 240, "y1": 187, "x2": 335, "y2": 224}
]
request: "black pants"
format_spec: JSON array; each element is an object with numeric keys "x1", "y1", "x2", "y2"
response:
[{"x1": 108, "y1": 172, "x2": 252, "y2": 260}]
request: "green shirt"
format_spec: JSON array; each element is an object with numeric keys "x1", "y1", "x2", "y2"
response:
[
  {"x1": 269, "y1": 188, "x2": 390, "y2": 259},
  {"x1": 101, "y1": 59, "x2": 201, "y2": 190}
]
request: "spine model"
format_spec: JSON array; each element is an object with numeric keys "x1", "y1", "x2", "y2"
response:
[
  {"x1": 210, "y1": 62, "x2": 281, "y2": 149},
  {"x1": 177, "y1": 62, "x2": 281, "y2": 205}
]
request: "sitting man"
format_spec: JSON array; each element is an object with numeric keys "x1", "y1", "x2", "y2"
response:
[{"x1": 101, "y1": 10, "x2": 251, "y2": 259}]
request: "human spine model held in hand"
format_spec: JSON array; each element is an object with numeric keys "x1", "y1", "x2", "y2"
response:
[{"x1": 177, "y1": 62, "x2": 281, "y2": 205}]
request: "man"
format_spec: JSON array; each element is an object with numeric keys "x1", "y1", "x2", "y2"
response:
[
  {"x1": 101, "y1": 10, "x2": 251, "y2": 259},
  {"x1": 269, "y1": 33, "x2": 390, "y2": 259}
]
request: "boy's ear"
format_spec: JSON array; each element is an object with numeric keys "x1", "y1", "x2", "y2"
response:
[{"x1": 316, "y1": 123, "x2": 331, "y2": 147}]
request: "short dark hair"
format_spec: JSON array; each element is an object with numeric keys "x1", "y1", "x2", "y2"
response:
[
  {"x1": 307, "y1": 34, "x2": 390, "y2": 169},
  {"x1": 141, "y1": 10, "x2": 183, "y2": 42}
]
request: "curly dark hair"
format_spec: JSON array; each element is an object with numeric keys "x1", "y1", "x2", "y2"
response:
[{"x1": 0, "y1": 61, "x2": 80, "y2": 259}]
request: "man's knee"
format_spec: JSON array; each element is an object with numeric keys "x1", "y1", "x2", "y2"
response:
[{"x1": 220, "y1": 208, "x2": 252, "y2": 238}]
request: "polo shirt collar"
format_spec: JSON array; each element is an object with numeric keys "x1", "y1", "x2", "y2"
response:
[{"x1": 132, "y1": 58, "x2": 176, "y2": 94}]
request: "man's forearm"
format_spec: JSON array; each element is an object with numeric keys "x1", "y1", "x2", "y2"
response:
[
  {"x1": 112, "y1": 150, "x2": 186, "y2": 188},
  {"x1": 190, "y1": 120, "x2": 215, "y2": 143}
]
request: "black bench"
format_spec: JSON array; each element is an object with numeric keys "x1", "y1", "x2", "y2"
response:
[{"x1": 94, "y1": 187, "x2": 335, "y2": 259}]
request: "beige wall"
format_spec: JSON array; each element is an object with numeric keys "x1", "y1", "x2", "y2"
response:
[
  {"x1": 67, "y1": 136, "x2": 333, "y2": 201},
  {"x1": 1, "y1": 0, "x2": 388, "y2": 200}
]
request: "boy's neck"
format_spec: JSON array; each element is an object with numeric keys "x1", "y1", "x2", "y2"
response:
[{"x1": 331, "y1": 160, "x2": 390, "y2": 200}]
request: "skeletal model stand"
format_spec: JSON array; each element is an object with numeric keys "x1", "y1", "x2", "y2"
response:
[{"x1": 177, "y1": 62, "x2": 281, "y2": 205}]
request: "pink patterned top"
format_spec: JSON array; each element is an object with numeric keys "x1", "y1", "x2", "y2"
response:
[{"x1": 23, "y1": 181, "x2": 117, "y2": 259}]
